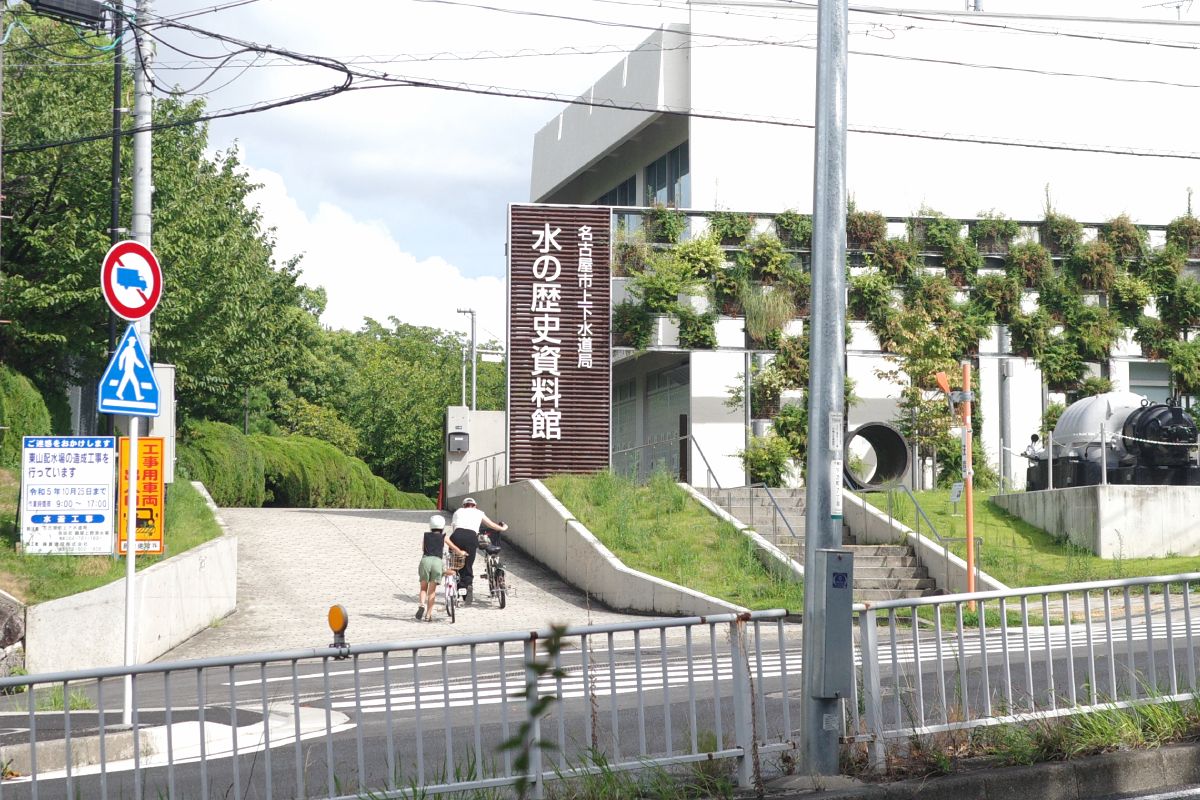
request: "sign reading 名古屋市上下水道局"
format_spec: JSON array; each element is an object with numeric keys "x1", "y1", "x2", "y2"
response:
[
  {"x1": 507, "y1": 204, "x2": 611, "y2": 480},
  {"x1": 19, "y1": 436, "x2": 116, "y2": 555}
]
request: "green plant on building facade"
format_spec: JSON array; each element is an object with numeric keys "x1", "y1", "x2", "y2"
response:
[{"x1": 610, "y1": 202, "x2": 1200, "y2": 485}]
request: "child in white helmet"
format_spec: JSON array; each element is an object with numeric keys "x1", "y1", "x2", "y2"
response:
[{"x1": 417, "y1": 514, "x2": 464, "y2": 621}]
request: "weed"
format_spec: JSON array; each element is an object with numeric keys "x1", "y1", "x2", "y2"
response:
[{"x1": 36, "y1": 685, "x2": 94, "y2": 711}]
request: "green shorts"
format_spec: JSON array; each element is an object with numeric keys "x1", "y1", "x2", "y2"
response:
[{"x1": 419, "y1": 556, "x2": 444, "y2": 583}]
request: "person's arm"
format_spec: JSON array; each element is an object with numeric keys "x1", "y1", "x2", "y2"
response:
[
  {"x1": 444, "y1": 530, "x2": 466, "y2": 555},
  {"x1": 481, "y1": 513, "x2": 508, "y2": 532}
]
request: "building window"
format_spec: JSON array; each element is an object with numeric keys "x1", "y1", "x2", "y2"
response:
[
  {"x1": 595, "y1": 175, "x2": 636, "y2": 207},
  {"x1": 1129, "y1": 361, "x2": 1170, "y2": 403},
  {"x1": 644, "y1": 142, "x2": 689, "y2": 207}
]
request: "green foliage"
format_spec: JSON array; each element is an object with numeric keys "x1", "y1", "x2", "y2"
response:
[
  {"x1": 773, "y1": 210, "x2": 812, "y2": 247},
  {"x1": 1006, "y1": 242, "x2": 1053, "y2": 288},
  {"x1": 869, "y1": 237, "x2": 920, "y2": 284},
  {"x1": 1042, "y1": 402, "x2": 1066, "y2": 434},
  {"x1": 780, "y1": 265, "x2": 811, "y2": 315},
  {"x1": 943, "y1": 238, "x2": 984, "y2": 286},
  {"x1": 738, "y1": 433, "x2": 793, "y2": 487},
  {"x1": 908, "y1": 208, "x2": 964, "y2": 251},
  {"x1": 1166, "y1": 213, "x2": 1200, "y2": 254},
  {"x1": 846, "y1": 204, "x2": 887, "y2": 250},
  {"x1": 1040, "y1": 336, "x2": 1087, "y2": 392},
  {"x1": 904, "y1": 274, "x2": 956, "y2": 320},
  {"x1": 710, "y1": 262, "x2": 748, "y2": 316},
  {"x1": 737, "y1": 233, "x2": 791, "y2": 283},
  {"x1": 707, "y1": 210, "x2": 755, "y2": 244},
  {"x1": 1037, "y1": 275, "x2": 1080, "y2": 321},
  {"x1": 848, "y1": 270, "x2": 893, "y2": 322},
  {"x1": 612, "y1": 301, "x2": 654, "y2": 349},
  {"x1": 1040, "y1": 209, "x2": 1083, "y2": 254},
  {"x1": 1136, "y1": 243, "x2": 1187, "y2": 294},
  {"x1": 275, "y1": 397, "x2": 361, "y2": 455},
  {"x1": 1065, "y1": 305, "x2": 1121, "y2": 362},
  {"x1": 176, "y1": 421, "x2": 266, "y2": 507},
  {"x1": 772, "y1": 402, "x2": 808, "y2": 464},
  {"x1": 674, "y1": 304, "x2": 718, "y2": 350},
  {"x1": 1158, "y1": 276, "x2": 1200, "y2": 331},
  {"x1": 1135, "y1": 314, "x2": 1173, "y2": 360},
  {"x1": 1066, "y1": 240, "x2": 1118, "y2": 292},
  {"x1": 673, "y1": 233, "x2": 725, "y2": 279},
  {"x1": 613, "y1": 228, "x2": 652, "y2": 276},
  {"x1": 1078, "y1": 376, "x2": 1115, "y2": 397},
  {"x1": 740, "y1": 284, "x2": 795, "y2": 346},
  {"x1": 1100, "y1": 214, "x2": 1147, "y2": 262},
  {"x1": 969, "y1": 211, "x2": 1021, "y2": 251},
  {"x1": 1008, "y1": 311, "x2": 1051, "y2": 358},
  {"x1": 1168, "y1": 338, "x2": 1200, "y2": 397},
  {"x1": 1109, "y1": 273, "x2": 1151, "y2": 326},
  {"x1": 772, "y1": 333, "x2": 809, "y2": 387},
  {"x1": 644, "y1": 204, "x2": 687, "y2": 244},
  {"x1": 629, "y1": 250, "x2": 700, "y2": 313},
  {"x1": 250, "y1": 434, "x2": 428, "y2": 508},
  {"x1": 0, "y1": 367, "x2": 52, "y2": 469},
  {"x1": 970, "y1": 272, "x2": 1022, "y2": 324}
]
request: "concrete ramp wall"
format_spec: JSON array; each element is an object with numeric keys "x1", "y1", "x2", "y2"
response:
[
  {"x1": 992, "y1": 485, "x2": 1200, "y2": 559},
  {"x1": 468, "y1": 480, "x2": 743, "y2": 616}
]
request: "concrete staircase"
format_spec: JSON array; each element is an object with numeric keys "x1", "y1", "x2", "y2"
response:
[{"x1": 700, "y1": 487, "x2": 938, "y2": 602}]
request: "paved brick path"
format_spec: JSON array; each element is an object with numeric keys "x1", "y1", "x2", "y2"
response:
[{"x1": 161, "y1": 508, "x2": 646, "y2": 661}]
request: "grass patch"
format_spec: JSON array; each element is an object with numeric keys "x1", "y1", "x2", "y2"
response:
[
  {"x1": 863, "y1": 489, "x2": 1200, "y2": 588},
  {"x1": 544, "y1": 471, "x2": 803, "y2": 611},
  {"x1": 36, "y1": 685, "x2": 94, "y2": 711},
  {"x1": 0, "y1": 471, "x2": 223, "y2": 604}
]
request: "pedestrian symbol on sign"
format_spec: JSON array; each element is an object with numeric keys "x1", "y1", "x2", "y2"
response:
[{"x1": 98, "y1": 326, "x2": 160, "y2": 416}]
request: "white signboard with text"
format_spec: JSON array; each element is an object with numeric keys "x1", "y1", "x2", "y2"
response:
[{"x1": 20, "y1": 436, "x2": 116, "y2": 555}]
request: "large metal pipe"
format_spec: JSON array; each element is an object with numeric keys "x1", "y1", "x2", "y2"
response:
[{"x1": 843, "y1": 422, "x2": 911, "y2": 490}]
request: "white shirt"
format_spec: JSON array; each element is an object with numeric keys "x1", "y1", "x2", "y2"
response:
[{"x1": 450, "y1": 506, "x2": 486, "y2": 534}]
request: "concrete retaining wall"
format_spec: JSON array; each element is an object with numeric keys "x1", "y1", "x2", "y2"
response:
[
  {"x1": 25, "y1": 482, "x2": 237, "y2": 674},
  {"x1": 680, "y1": 483, "x2": 805, "y2": 580},
  {"x1": 468, "y1": 480, "x2": 744, "y2": 616},
  {"x1": 992, "y1": 485, "x2": 1200, "y2": 559},
  {"x1": 843, "y1": 491, "x2": 1007, "y2": 594}
]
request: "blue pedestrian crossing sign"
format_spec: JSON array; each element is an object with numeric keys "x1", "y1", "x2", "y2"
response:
[{"x1": 99, "y1": 325, "x2": 160, "y2": 416}]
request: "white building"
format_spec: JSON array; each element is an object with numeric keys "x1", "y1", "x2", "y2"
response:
[{"x1": 527, "y1": 20, "x2": 1187, "y2": 490}]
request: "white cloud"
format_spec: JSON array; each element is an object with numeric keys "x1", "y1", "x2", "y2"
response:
[{"x1": 246, "y1": 165, "x2": 507, "y2": 346}]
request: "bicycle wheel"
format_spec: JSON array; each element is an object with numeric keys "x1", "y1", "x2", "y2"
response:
[
  {"x1": 444, "y1": 578, "x2": 456, "y2": 623},
  {"x1": 496, "y1": 564, "x2": 506, "y2": 609}
]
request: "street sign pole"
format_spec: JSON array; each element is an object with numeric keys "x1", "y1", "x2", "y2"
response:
[
  {"x1": 123, "y1": 416, "x2": 138, "y2": 725},
  {"x1": 963, "y1": 362, "x2": 976, "y2": 598}
]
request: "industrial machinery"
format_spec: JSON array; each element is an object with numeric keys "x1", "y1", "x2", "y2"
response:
[{"x1": 1025, "y1": 392, "x2": 1200, "y2": 490}]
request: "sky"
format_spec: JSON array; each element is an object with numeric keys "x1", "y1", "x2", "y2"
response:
[{"x1": 143, "y1": 0, "x2": 1200, "y2": 345}]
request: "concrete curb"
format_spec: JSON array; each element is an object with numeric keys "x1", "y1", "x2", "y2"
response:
[
  {"x1": 764, "y1": 742, "x2": 1200, "y2": 799},
  {"x1": 680, "y1": 483, "x2": 805, "y2": 580}
]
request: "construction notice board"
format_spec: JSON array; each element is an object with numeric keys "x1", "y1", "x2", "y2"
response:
[
  {"x1": 19, "y1": 436, "x2": 116, "y2": 555},
  {"x1": 117, "y1": 436, "x2": 165, "y2": 555}
]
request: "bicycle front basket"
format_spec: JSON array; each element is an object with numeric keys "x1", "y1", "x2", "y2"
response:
[{"x1": 445, "y1": 551, "x2": 467, "y2": 571}]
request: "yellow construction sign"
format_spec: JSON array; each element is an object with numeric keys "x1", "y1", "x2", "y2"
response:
[{"x1": 117, "y1": 436, "x2": 165, "y2": 555}]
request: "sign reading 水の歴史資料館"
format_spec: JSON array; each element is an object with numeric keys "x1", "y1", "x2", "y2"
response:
[
  {"x1": 507, "y1": 204, "x2": 611, "y2": 480},
  {"x1": 20, "y1": 437, "x2": 117, "y2": 555}
]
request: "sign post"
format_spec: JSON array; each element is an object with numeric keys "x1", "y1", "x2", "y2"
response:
[
  {"x1": 961, "y1": 362, "x2": 976, "y2": 600},
  {"x1": 99, "y1": 239, "x2": 161, "y2": 726}
]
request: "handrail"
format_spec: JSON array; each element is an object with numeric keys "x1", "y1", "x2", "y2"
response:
[
  {"x1": 747, "y1": 482, "x2": 801, "y2": 542},
  {"x1": 463, "y1": 450, "x2": 506, "y2": 494},
  {"x1": 874, "y1": 482, "x2": 985, "y2": 594},
  {"x1": 688, "y1": 435, "x2": 724, "y2": 492}
]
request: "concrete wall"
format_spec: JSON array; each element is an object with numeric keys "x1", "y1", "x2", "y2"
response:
[
  {"x1": 843, "y1": 491, "x2": 1007, "y2": 594},
  {"x1": 468, "y1": 480, "x2": 743, "y2": 616},
  {"x1": 25, "y1": 482, "x2": 237, "y2": 674},
  {"x1": 444, "y1": 407, "x2": 506, "y2": 497},
  {"x1": 993, "y1": 486, "x2": 1200, "y2": 559},
  {"x1": 689, "y1": 350, "x2": 745, "y2": 488}
]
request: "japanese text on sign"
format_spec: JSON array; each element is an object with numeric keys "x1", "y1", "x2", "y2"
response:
[
  {"x1": 118, "y1": 436, "x2": 165, "y2": 556},
  {"x1": 530, "y1": 222, "x2": 564, "y2": 441},
  {"x1": 20, "y1": 437, "x2": 116, "y2": 555}
]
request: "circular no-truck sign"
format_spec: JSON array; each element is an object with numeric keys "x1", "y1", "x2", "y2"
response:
[{"x1": 101, "y1": 240, "x2": 162, "y2": 321}]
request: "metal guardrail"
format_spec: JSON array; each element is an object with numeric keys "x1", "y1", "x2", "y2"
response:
[
  {"x1": 849, "y1": 572, "x2": 1200, "y2": 771},
  {"x1": 0, "y1": 610, "x2": 799, "y2": 799},
  {"x1": 878, "y1": 483, "x2": 984, "y2": 593},
  {"x1": 463, "y1": 449, "x2": 506, "y2": 493}
]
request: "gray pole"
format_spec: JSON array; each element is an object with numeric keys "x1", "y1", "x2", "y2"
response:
[
  {"x1": 998, "y1": 325, "x2": 1011, "y2": 492},
  {"x1": 471, "y1": 311, "x2": 477, "y2": 411},
  {"x1": 744, "y1": 350, "x2": 752, "y2": 485},
  {"x1": 802, "y1": 0, "x2": 849, "y2": 777}
]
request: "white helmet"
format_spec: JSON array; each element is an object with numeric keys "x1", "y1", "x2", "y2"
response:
[{"x1": 430, "y1": 514, "x2": 447, "y2": 530}]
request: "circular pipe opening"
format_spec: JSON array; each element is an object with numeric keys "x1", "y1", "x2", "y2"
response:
[{"x1": 844, "y1": 422, "x2": 911, "y2": 490}]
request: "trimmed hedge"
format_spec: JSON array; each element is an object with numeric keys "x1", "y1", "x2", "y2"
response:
[
  {"x1": 177, "y1": 421, "x2": 431, "y2": 509},
  {"x1": 176, "y1": 421, "x2": 266, "y2": 507},
  {"x1": 0, "y1": 367, "x2": 53, "y2": 469}
]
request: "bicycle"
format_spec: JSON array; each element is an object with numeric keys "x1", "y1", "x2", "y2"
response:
[
  {"x1": 442, "y1": 550, "x2": 467, "y2": 623},
  {"x1": 477, "y1": 528, "x2": 507, "y2": 609}
]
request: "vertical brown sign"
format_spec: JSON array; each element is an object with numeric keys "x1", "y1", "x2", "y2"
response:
[{"x1": 507, "y1": 204, "x2": 611, "y2": 481}]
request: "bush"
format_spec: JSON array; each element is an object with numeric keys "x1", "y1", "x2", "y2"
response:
[
  {"x1": 774, "y1": 210, "x2": 812, "y2": 247},
  {"x1": 1168, "y1": 338, "x2": 1200, "y2": 397},
  {"x1": 1042, "y1": 402, "x2": 1066, "y2": 435},
  {"x1": 1134, "y1": 315, "x2": 1173, "y2": 360},
  {"x1": 1040, "y1": 210, "x2": 1083, "y2": 255},
  {"x1": 738, "y1": 233, "x2": 791, "y2": 283},
  {"x1": 1006, "y1": 242, "x2": 1053, "y2": 288},
  {"x1": 1159, "y1": 276, "x2": 1200, "y2": 332},
  {"x1": 674, "y1": 304, "x2": 718, "y2": 349},
  {"x1": 848, "y1": 270, "x2": 893, "y2": 323},
  {"x1": 846, "y1": 204, "x2": 887, "y2": 250},
  {"x1": 612, "y1": 301, "x2": 654, "y2": 348},
  {"x1": 708, "y1": 210, "x2": 755, "y2": 244},
  {"x1": 1066, "y1": 240, "x2": 1118, "y2": 292},
  {"x1": 1100, "y1": 214, "x2": 1147, "y2": 262},
  {"x1": 0, "y1": 367, "x2": 52, "y2": 469},
  {"x1": 970, "y1": 273, "x2": 1022, "y2": 324},
  {"x1": 739, "y1": 433, "x2": 793, "y2": 487},
  {"x1": 1078, "y1": 376, "x2": 1114, "y2": 397},
  {"x1": 1166, "y1": 213, "x2": 1200, "y2": 254},
  {"x1": 644, "y1": 204, "x2": 686, "y2": 244},
  {"x1": 1109, "y1": 273, "x2": 1151, "y2": 326},
  {"x1": 629, "y1": 250, "x2": 699, "y2": 313},
  {"x1": 1040, "y1": 336, "x2": 1087, "y2": 392},
  {"x1": 673, "y1": 233, "x2": 724, "y2": 279},
  {"x1": 970, "y1": 211, "x2": 1021, "y2": 252},
  {"x1": 176, "y1": 420, "x2": 266, "y2": 507},
  {"x1": 1136, "y1": 243, "x2": 1187, "y2": 294},
  {"x1": 870, "y1": 237, "x2": 919, "y2": 284}
]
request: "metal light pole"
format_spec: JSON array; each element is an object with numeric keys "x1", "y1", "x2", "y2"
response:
[
  {"x1": 457, "y1": 308, "x2": 477, "y2": 410},
  {"x1": 107, "y1": 1, "x2": 124, "y2": 437},
  {"x1": 802, "y1": 0, "x2": 849, "y2": 777}
]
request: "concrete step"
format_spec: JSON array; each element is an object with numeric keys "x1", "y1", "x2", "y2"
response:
[
  {"x1": 855, "y1": 565, "x2": 930, "y2": 580},
  {"x1": 854, "y1": 587, "x2": 940, "y2": 602},
  {"x1": 851, "y1": 555, "x2": 921, "y2": 569},
  {"x1": 718, "y1": 505, "x2": 806, "y2": 520},
  {"x1": 701, "y1": 487, "x2": 807, "y2": 500},
  {"x1": 844, "y1": 545, "x2": 911, "y2": 556},
  {"x1": 854, "y1": 577, "x2": 936, "y2": 591}
]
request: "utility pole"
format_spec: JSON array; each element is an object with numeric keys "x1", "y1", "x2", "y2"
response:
[
  {"x1": 123, "y1": 0, "x2": 153, "y2": 727},
  {"x1": 107, "y1": 2, "x2": 124, "y2": 437},
  {"x1": 457, "y1": 308, "x2": 477, "y2": 410},
  {"x1": 802, "y1": 0, "x2": 849, "y2": 777}
]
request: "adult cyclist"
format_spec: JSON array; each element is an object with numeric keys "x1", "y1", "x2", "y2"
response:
[{"x1": 448, "y1": 497, "x2": 508, "y2": 605}]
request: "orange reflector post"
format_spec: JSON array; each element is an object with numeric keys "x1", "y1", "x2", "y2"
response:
[{"x1": 328, "y1": 604, "x2": 349, "y2": 635}]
